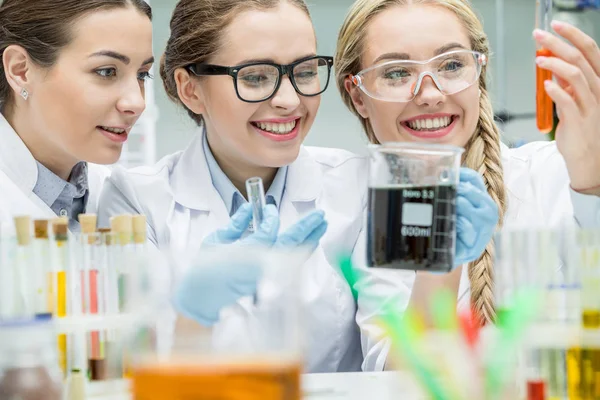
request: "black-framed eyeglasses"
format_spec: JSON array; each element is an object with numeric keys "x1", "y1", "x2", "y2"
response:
[{"x1": 187, "y1": 55, "x2": 334, "y2": 103}]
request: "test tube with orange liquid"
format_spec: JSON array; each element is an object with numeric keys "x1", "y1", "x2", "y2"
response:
[{"x1": 536, "y1": 0, "x2": 554, "y2": 134}]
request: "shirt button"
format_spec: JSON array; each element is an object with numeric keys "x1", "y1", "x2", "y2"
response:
[{"x1": 59, "y1": 209, "x2": 68, "y2": 217}]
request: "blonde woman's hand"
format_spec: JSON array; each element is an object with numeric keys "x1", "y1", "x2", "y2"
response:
[{"x1": 534, "y1": 21, "x2": 600, "y2": 196}]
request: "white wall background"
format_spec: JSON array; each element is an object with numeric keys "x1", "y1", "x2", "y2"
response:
[{"x1": 149, "y1": 0, "x2": 600, "y2": 159}]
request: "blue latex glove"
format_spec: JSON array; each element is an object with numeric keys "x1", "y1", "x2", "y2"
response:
[
  {"x1": 275, "y1": 210, "x2": 328, "y2": 253},
  {"x1": 454, "y1": 167, "x2": 499, "y2": 266},
  {"x1": 202, "y1": 203, "x2": 279, "y2": 247},
  {"x1": 174, "y1": 203, "x2": 328, "y2": 326}
]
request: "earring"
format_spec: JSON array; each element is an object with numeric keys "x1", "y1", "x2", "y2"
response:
[{"x1": 20, "y1": 88, "x2": 29, "y2": 100}]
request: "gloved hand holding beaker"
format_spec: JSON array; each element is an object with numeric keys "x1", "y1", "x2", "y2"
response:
[{"x1": 454, "y1": 167, "x2": 499, "y2": 267}]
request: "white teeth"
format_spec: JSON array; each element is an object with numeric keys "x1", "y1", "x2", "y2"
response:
[
  {"x1": 256, "y1": 120, "x2": 297, "y2": 134},
  {"x1": 407, "y1": 117, "x2": 452, "y2": 131},
  {"x1": 101, "y1": 126, "x2": 126, "y2": 134}
]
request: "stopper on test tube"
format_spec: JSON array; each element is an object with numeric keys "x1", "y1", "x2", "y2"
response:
[
  {"x1": 132, "y1": 215, "x2": 147, "y2": 244},
  {"x1": 246, "y1": 177, "x2": 266, "y2": 231},
  {"x1": 78, "y1": 214, "x2": 97, "y2": 235},
  {"x1": 110, "y1": 215, "x2": 133, "y2": 245},
  {"x1": 79, "y1": 214, "x2": 97, "y2": 245},
  {"x1": 13, "y1": 216, "x2": 31, "y2": 246},
  {"x1": 34, "y1": 220, "x2": 49, "y2": 239},
  {"x1": 51, "y1": 220, "x2": 68, "y2": 240}
]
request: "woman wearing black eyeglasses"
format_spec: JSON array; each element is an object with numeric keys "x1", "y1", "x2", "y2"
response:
[{"x1": 97, "y1": 0, "x2": 368, "y2": 373}]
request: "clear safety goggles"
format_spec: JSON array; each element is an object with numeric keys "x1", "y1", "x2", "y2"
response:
[{"x1": 351, "y1": 50, "x2": 487, "y2": 103}]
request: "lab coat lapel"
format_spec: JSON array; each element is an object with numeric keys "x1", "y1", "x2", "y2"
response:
[
  {"x1": 279, "y1": 147, "x2": 323, "y2": 233},
  {"x1": 170, "y1": 131, "x2": 231, "y2": 240},
  {"x1": 0, "y1": 114, "x2": 57, "y2": 219}
]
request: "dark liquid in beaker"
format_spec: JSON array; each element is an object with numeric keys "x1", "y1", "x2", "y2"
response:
[{"x1": 367, "y1": 185, "x2": 457, "y2": 272}]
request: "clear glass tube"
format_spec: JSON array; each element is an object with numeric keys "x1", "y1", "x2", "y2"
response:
[
  {"x1": 33, "y1": 220, "x2": 51, "y2": 316},
  {"x1": 246, "y1": 177, "x2": 266, "y2": 232}
]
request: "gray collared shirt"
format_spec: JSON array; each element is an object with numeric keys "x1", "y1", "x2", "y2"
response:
[
  {"x1": 33, "y1": 161, "x2": 89, "y2": 232},
  {"x1": 202, "y1": 132, "x2": 287, "y2": 219}
]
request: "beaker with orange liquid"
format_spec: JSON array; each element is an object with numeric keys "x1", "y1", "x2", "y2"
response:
[
  {"x1": 127, "y1": 248, "x2": 305, "y2": 400},
  {"x1": 535, "y1": 0, "x2": 554, "y2": 134}
]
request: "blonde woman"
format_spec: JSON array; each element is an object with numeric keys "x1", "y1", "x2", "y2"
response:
[{"x1": 335, "y1": 0, "x2": 600, "y2": 369}]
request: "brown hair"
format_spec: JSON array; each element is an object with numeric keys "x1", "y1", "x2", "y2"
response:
[
  {"x1": 159, "y1": 0, "x2": 311, "y2": 126},
  {"x1": 0, "y1": 0, "x2": 151, "y2": 114},
  {"x1": 335, "y1": 0, "x2": 507, "y2": 326}
]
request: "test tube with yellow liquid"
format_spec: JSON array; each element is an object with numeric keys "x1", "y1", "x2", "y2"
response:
[
  {"x1": 51, "y1": 219, "x2": 69, "y2": 376},
  {"x1": 566, "y1": 230, "x2": 600, "y2": 400}
]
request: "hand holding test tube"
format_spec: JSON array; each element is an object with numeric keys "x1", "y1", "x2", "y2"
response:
[{"x1": 535, "y1": 0, "x2": 554, "y2": 134}]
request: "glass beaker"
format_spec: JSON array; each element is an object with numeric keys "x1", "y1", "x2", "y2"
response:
[
  {"x1": 367, "y1": 142, "x2": 464, "y2": 272},
  {"x1": 128, "y1": 246, "x2": 304, "y2": 400},
  {"x1": 0, "y1": 317, "x2": 63, "y2": 400}
]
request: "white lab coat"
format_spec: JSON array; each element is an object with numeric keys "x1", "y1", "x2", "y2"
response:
[
  {"x1": 0, "y1": 114, "x2": 110, "y2": 226},
  {"x1": 355, "y1": 140, "x2": 600, "y2": 372},
  {"x1": 97, "y1": 132, "x2": 368, "y2": 373}
]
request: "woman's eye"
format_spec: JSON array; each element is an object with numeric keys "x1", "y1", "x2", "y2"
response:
[
  {"x1": 95, "y1": 68, "x2": 117, "y2": 78},
  {"x1": 138, "y1": 71, "x2": 154, "y2": 81},
  {"x1": 441, "y1": 61, "x2": 463, "y2": 71},
  {"x1": 384, "y1": 69, "x2": 409, "y2": 79}
]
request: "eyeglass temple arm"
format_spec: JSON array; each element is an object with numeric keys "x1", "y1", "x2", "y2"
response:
[{"x1": 188, "y1": 64, "x2": 230, "y2": 76}]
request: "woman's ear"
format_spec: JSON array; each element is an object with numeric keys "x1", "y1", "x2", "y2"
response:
[
  {"x1": 344, "y1": 75, "x2": 369, "y2": 119},
  {"x1": 175, "y1": 67, "x2": 206, "y2": 115},
  {"x1": 3, "y1": 45, "x2": 34, "y2": 99}
]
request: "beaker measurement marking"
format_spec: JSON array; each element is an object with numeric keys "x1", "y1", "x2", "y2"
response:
[
  {"x1": 432, "y1": 232, "x2": 453, "y2": 237},
  {"x1": 401, "y1": 226, "x2": 432, "y2": 237}
]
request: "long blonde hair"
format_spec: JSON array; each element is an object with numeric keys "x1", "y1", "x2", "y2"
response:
[{"x1": 335, "y1": 0, "x2": 507, "y2": 325}]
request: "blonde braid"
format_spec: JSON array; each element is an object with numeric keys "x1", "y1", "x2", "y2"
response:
[{"x1": 462, "y1": 88, "x2": 507, "y2": 325}]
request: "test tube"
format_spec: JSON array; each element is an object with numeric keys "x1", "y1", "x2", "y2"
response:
[
  {"x1": 535, "y1": 0, "x2": 554, "y2": 134},
  {"x1": 79, "y1": 214, "x2": 107, "y2": 380},
  {"x1": 98, "y1": 227, "x2": 122, "y2": 379},
  {"x1": 51, "y1": 220, "x2": 69, "y2": 377},
  {"x1": 110, "y1": 215, "x2": 134, "y2": 379},
  {"x1": 132, "y1": 215, "x2": 147, "y2": 252},
  {"x1": 246, "y1": 177, "x2": 266, "y2": 233},
  {"x1": 246, "y1": 178, "x2": 265, "y2": 305},
  {"x1": 111, "y1": 215, "x2": 133, "y2": 312},
  {"x1": 14, "y1": 216, "x2": 33, "y2": 317},
  {"x1": 0, "y1": 223, "x2": 17, "y2": 319},
  {"x1": 33, "y1": 220, "x2": 51, "y2": 316}
]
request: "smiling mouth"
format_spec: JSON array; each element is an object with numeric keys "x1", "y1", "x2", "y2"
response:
[
  {"x1": 251, "y1": 119, "x2": 299, "y2": 135},
  {"x1": 404, "y1": 116, "x2": 457, "y2": 131},
  {"x1": 98, "y1": 126, "x2": 127, "y2": 135}
]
